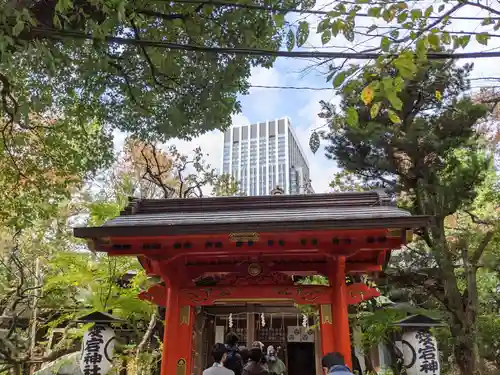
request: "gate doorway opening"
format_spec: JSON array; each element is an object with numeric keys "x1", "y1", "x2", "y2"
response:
[{"x1": 287, "y1": 342, "x2": 316, "y2": 375}]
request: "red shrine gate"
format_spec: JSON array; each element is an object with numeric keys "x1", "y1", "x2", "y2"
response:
[{"x1": 74, "y1": 191, "x2": 430, "y2": 375}]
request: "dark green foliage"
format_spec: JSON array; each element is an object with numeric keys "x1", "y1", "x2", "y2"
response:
[
  {"x1": 321, "y1": 60, "x2": 490, "y2": 217},
  {"x1": 0, "y1": 0, "x2": 304, "y2": 141}
]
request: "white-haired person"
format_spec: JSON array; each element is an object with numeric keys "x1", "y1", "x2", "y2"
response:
[{"x1": 266, "y1": 345, "x2": 286, "y2": 375}]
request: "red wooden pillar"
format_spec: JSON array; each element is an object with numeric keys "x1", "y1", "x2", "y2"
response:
[
  {"x1": 176, "y1": 305, "x2": 195, "y2": 374},
  {"x1": 331, "y1": 257, "x2": 352, "y2": 369},
  {"x1": 319, "y1": 303, "x2": 335, "y2": 355},
  {"x1": 160, "y1": 269, "x2": 194, "y2": 375},
  {"x1": 161, "y1": 285, "x2": 181, "y2": 375}
]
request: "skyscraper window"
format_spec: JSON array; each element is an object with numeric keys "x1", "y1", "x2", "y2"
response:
[{"x1": 220, "y1": 118, "x2": 313, "y2": 196}]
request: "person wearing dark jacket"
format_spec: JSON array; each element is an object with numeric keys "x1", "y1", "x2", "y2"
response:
[
  {"x1": 239, "y1": 347, "x2": 250, "y2": 365},
  {"x1": 322, "y1": 352, "x2": 355, "y2": 375},
  {"x1": 224, "y1": 333, "x2": 244, "y2": 375},
  {"x1": 243, "y1": 347, "x2": 269, "y2": 375},
  {"x1": 251, "y1": 341, "x2": 268, "y2": 368}
]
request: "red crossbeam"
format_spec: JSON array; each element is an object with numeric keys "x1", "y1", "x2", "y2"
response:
[{"x1": 139, "y1": 282, "x2": 380, "y2": 307}]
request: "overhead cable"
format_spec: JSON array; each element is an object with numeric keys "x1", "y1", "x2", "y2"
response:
[{"x1": 29, "y1": 27, "x2": 500, "y2": 60}]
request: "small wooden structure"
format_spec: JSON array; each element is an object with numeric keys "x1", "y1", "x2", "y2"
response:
[{"x1": 74, "y1": 191, "x2": 430, "y2": 375}]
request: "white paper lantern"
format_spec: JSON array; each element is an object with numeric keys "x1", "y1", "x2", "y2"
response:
[
  {"x1": 80, "y1": 325, "x2": 116, "y2": 375},
  {"x1": 401, "y1": 330, "x2": 440, "y2": 375}
]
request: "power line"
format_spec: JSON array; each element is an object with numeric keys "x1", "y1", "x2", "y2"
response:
[
  {"x1": 249, "y1": 84, "x2": 332, "y2": 90},
  {"x1": 246, "y1": 83, "x2": 500, "y2": 90},
  {"x1": 166, "y1": 0, "x2": 500, "y2": 21},
  {"x1": 29, "y1": 27, "x2": 500, "y2": 60}
]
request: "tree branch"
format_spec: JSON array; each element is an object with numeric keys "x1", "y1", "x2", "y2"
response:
[
  {"x1": 470, "y1": 231, "x2": 495, "y2": 266},
  {"x1": 465, "y1": 210, "x2": 496, "y2": 226},
  {"x1": 135, "y1": 313, "x2": 157, "y2": 374}
]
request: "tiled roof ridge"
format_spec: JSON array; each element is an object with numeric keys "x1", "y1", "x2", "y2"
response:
[{"x1": 119, "y1": 190, "x2": 393, "y2": 216}]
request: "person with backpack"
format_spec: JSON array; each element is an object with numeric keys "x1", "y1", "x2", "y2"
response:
[
  {"x1": 203, "y1": 343, "x2": 235, "y2": 375},
  {"x1": 224, "y1": 333, "x2": 244, "y2": 375},
  {"x1": 322, "y1": 352, "x2": 355, "y2": 375}
]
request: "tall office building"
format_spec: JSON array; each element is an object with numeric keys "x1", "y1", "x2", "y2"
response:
[{"x1": 221, "y1": 117, "x2": 313, "y2": 196}]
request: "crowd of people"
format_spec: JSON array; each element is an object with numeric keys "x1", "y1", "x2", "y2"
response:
[{"x1": 202, "y1": 332, "x2": 356, "y2": 375}]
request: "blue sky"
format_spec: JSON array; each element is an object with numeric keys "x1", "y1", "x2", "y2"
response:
[{"x1": 115, "y1": 0, "x2": 500, "y2": 194}]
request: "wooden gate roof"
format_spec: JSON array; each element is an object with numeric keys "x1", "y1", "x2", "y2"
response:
[{"x1": 74, "y1": 190, "x2": 431, "y2": 238}]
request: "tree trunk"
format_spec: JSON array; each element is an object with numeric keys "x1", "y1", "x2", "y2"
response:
[
  {"x1": 452, "y1": 325, "x2": 481, "y2": 375},
  {"x1": 136, "y1": 313, "x2": 157, "y2": 375},
  {"x1": 428, "y1": 222, "x2": 483, "y2": 375},
  {"x1": 10, "y1": 363, "x2": 21, "y2": 375}
]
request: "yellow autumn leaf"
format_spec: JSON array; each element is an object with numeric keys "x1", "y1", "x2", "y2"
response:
[
  {"x1": 435, "y1": 90, "x2": 442, "y2": 101},
  {"x1": 361, "y1": 86, "x2": 374, "y2": 105}
]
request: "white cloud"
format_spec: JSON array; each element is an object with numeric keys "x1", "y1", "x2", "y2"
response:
[
  {"x1": 248, "y1": 66, "x2": 282, "y2": 93},
  {"x1": 167, "y1": 113, "x2": 250, "y2": 171},
  {"x1": 294, "y1": 91, "x2": 341, "y2": 193}
]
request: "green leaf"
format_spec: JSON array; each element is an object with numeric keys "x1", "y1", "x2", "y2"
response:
[
  {"x1": 343, "y1": 26, "x2": 355, "y2": 42},
  {"x1": 428, "y1": 33, "x2": 440, "y2": 48},
  {"x1": 394, "y1": 52, "x2": 417, "y2": 78},
  {"x1": 321, "y1": 30, "x2": 332, "y2": 44},
  {"x1": 13, "y1": 20, "x2": 25, "y2": 36},
  {"x1": 410, "y1": 9, "x2": 422, "y2": 20},
  {"x1": 393, "y1": 76, "x2": 404, "y2": 91},
  {"x1": 333, "y1": 72, "x2": 347, "y2": 88},
  {"x1": 367, "y1": 7, "x2": 382, "y2": 17},
  {"x1": 416, "y1": 37, "x2": 429, "y2": 59},
  {"x1": 381, "y1": 36, "x2": 392, "y2": 51},
  {"x1": 397, "y1": 11, "x2": 408, "y2": 23},
  {"x1": 441, "y1": 32, "x2": 451, "y2": 45},
  {"x1": 387, "y1": 92, "x2": 403, "y2": 110},
  {"x1": 296, "y1": 21, "x2": 310, "y2": 47},
  {"x1": 388, "y1": 109, "x2": 401, "y2": 124},
  {"x1": 303, "y1": 0, "x2": 316, "y2": 10},
  {"x1": 459, "y1": 35, "x2": 471, "y2": 48},
  {"x1": 331, "y1": 20, "x2": 341, "y2": 37},
  {"x1": 346, "y1": 107, "x2": 359, "y2": 127},
  {"x1": 286, "y1": 29, "x2": 295, "y2": 52},
  {"x1": 424, "y1": 6, "x2": 433, "y2": 17},
  {"x1": 382, "y1": 10, "x2": 394, "y2": 22},
  {"x1": 273, "y1": 13, "x2": 285, "y2": 28},
  {"x1": 327, "y1": 11, "x2": 341, "y2": 17},
  {"x1": 482, "y1": 18, "x2": 494, "y2": 26},
  {"x1": 402, "y1": 21, "x2": 415, "y2": 29},
  {"x1": 317, "y1": 19, "x2": 330, "y2": 33},
  {"x1": 370, "y1": 102, "x2": 382, "y2": 119},
  {"x1": 309, "y1": 131, "x2": 320, "y2": 154},
  {"x1": 476, "y1": 33, "x2": 489, "y2": 46}
]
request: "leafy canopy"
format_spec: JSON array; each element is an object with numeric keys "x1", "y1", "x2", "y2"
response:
[
  {"x1": 319, "y1": 60, "x2": 490, "y2": 218},
  {"x1": 284, "y1": 0, "x2": 500, "y2": 119},
  {"x1": 0, "y1": 113, "x2": 113, "y2": 228},
  {"x1": 0, "y1": 0, "x2": 307, "y2": 141},
  {"x1": 318, "y1": 59, "x2": 499, "y2": 375}
]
